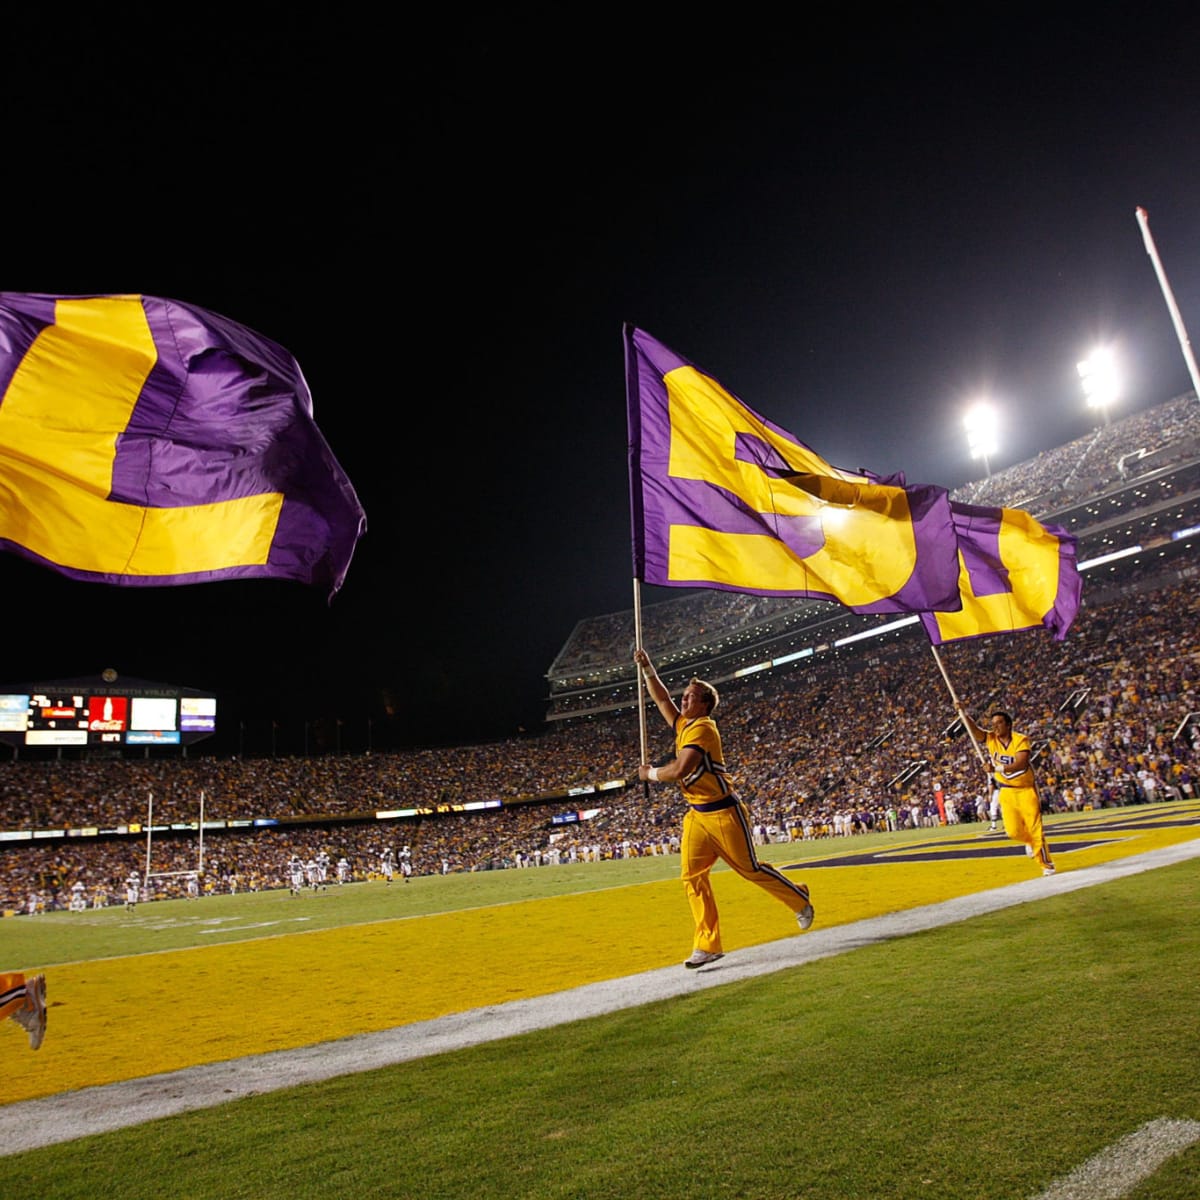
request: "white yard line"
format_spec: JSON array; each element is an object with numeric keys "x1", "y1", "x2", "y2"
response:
[{"x1": 1032, "y1": 1118, "x2": 1200, "y2": 1199}]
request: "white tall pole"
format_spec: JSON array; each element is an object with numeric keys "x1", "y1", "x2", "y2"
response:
[
  {"x1": 1136, "y1": 207, "x2": 1200, "y2": 403},
  {"x1": 198, "y1": 789, "x2": 205, "y2": 876},
  {"x1": 143, "y1": 791, "x2": 153, "y2": 888}
]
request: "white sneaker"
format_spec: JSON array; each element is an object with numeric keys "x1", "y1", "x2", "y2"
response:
[
  {"x1": 683, "y1": 949, "x2": 724, "y2": 969},
  {"x1": 797, "y1": 902, "x2": 815, "y2": 931},
  {"x1": 1043, "y1": 866, "x2": 1057, "y2": 877},
  {"x1": 13, "y1": 973, "x2": 46, "y2": 1051}
]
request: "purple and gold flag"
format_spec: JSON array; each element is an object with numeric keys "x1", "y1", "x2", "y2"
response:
[
  {"x1": 625, "y1": 325, "x2": 961, "y2": 613},
  {"x1": 0, "y1": 293, "x2": 365, "y2": 599},
  {"x1": 920, "y1": 502, "x2": 1081, "y2": 644}
]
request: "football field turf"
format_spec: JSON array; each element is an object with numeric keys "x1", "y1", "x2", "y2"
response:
[
  {"x1": 5, "y1": 801, "x2": 1199, "y2": 1116},
  {"x1": 3, "y1": 802, "x2": 1200, "y2": 1197}
]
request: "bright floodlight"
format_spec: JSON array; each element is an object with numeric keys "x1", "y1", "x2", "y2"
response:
[
  {"x1": 963, "y1": 401, "x2": 998, "y2": 476},
  {"x1": 1077, "y1": 348, "x2": 1119, "y2": 422}
]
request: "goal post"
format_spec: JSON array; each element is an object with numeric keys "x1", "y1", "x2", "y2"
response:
[{"x1": 143, "y1": 788, "x2": 207, "y2": 892}]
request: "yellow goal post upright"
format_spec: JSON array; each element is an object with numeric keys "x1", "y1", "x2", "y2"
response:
[{"x1": 142, "y1": 789, "x2": 206, "y2": 893}]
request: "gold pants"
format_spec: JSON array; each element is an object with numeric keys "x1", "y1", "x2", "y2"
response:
[
  {"x1": 680, "y1": 802, "x2": 811, "y2": 953},
  {"x1": 1000, "y1": 784, "x2": 1054, "y2": 870}
]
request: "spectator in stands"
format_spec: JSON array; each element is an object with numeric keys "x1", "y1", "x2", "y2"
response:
[{"x1": 633, "y1": 647, "x2": 815, "y2": 969}]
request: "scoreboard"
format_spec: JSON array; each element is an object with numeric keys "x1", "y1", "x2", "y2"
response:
[{"x1": 0, "y1": 676, "x2": 216, "y2": 749}]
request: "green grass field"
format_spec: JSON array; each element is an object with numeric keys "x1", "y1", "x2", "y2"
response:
[{"x1": 2, "y1": 806, "x2": 1200, "y2": 1198}]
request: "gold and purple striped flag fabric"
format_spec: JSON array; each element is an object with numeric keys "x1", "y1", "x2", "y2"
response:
[
  {"x1": 919, "y1": 502, "x2": 1082, "y2": 644},
  {"x1": 0, "y1": 293, "x2": 365, "y2": 600},
  {"x1": 625, "y1": 325, "x2": 962, "y2": 614}
]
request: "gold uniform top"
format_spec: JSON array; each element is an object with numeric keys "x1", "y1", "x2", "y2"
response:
[
  {"x1": 674, "y1": 715, "x2": 734, "y2": 807},
  {"x1": 986, "y1": 729, "x2": 1035, "y2": 789}
]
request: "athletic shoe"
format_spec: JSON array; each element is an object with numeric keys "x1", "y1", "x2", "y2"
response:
[
  {"x1": 683, "y1": 949, "x2": 724, "y2": 969},
  {"x1": 797, "y1": 902, "x2": 815, "y2": 931},
  {"x1": 1043, "y1": 866, "x2": 1057, "y2": 877},
  {"x1": 13, "y1": 973, "x2": 46, "y2": 1051}
]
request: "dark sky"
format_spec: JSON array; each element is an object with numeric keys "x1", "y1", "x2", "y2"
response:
[{"x1": 4, "y1": 12, "x2": 1200, "y2": 753}]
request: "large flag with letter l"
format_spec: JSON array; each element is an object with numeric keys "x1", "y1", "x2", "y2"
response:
[
  {"x1": 919, "y1": 502, "x2": 1081, "y2": 644},
  {"x1": 0, "y1": 292, "x2": 366, "y2": 600},
  {"x1": 625, "y1": 325, "x2": 961, "y2": 614}
]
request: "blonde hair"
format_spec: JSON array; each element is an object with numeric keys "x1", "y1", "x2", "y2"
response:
[{"x1": 689, "y1": 677, "x2": 719, "y2": 713}]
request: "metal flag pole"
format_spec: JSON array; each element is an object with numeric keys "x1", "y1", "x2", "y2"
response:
[
  {"x1": 929, "y1": 643, "x2": 989, "y2": 770},
  {"x1": 633, "y1": 578, "x2": 650, "y2": 797},
  {"x1": 1136, "y1": 207, "x2": 1200, "y2": 403}
]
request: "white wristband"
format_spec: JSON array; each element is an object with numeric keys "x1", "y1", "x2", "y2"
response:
[{"x1": 648, "y1": 766, "x2": 660, "y2": 782}]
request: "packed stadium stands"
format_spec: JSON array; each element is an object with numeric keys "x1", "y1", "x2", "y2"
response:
[{"x1": 3, "y1": 392, "x2": 1200, "y2": 913}]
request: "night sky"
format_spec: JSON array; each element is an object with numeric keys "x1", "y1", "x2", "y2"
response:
[{"x1": 4, "y1": 13, "x2": 1200, "y2": 753}]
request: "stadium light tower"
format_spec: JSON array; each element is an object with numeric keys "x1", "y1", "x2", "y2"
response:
[
  {"x1": 1077, "y1": 348, "x2": 1119, "y2": 425},
  {"x1": 964, "y1": 401, "x2": 999, "y2": 477}
]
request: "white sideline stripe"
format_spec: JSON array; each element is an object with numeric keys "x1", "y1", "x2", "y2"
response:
[
  {"x1": 3, "y1": 837, "x2": 1200, "y2": 1156},
  {"x1": 1031, "y1": 1118, "x2": 1200, "y2": 1199}
]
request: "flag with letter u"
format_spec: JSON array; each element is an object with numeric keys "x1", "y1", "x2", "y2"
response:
[
  {"x1": 0, "y1": 292, "x2": 366, "y2": 599},
  {"x1": 625, "y1": 325, "x2": 961, "y2": 614},
  {"x1": 919, "y1": 502, "x2": 1081, "y2": 644}
]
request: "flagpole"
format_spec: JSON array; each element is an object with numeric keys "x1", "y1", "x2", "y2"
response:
[
  {"x1": 929, "y1": 644, "x2": 989, "y2": 770},
  {"x1": 1136, "y1": 207, "x2": 1200, "y2": 403},
  {"x1": 633, "y1": 578, "x2": 650, "y2": 797}
]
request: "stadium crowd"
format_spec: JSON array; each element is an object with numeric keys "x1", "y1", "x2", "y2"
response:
[
  {"x1": 950, "y1": 389, "x2": 1200, "y2": 512},
  {"x1": 5, "y1": 394, "x2": 1200, "y2": 912},
  {"x1": 3, "y1": 563, "x2": 1198, "y2": 913}
]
